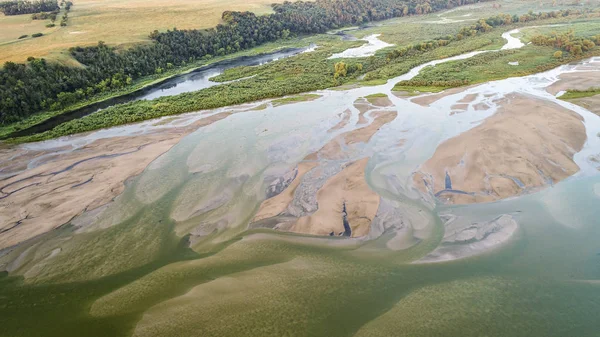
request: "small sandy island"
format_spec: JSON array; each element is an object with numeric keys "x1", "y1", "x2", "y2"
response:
[
  {"x1": 413, "y1": 93, "x2": 586, "y2": 204},
  {"x1": 418, "y1": 214, "x2": 518, "y2": 263},
  {"x1": 251, "y1": 111, "x2": 397, "y2": 237},
  {"x1": 546, "y1": 71, "x2": 600, "y2": 96},
  {"x1": 564, "y1": 94, "x2": 600, "y2": 116}
]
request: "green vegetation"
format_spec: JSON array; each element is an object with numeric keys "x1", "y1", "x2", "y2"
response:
[
  {"x1": 397, "y1": 45, "x2": 600, "y2": 91},
  {"x1": 392, "y1": 85, "x2": 448, "y2": 93},
  {"x1": 0, "y1": 0, "x2": 58, "y2": 15},
  {"x1": 395, "y1": 20, "x2": 600, "y2": 93},
  {"x1": 531, "y1": 30, "x2": 599, "y2": 56},
  {"x1": 18, "y1": 34, "x2": 28, "y2": 39},
  {"x1": 272, "y1": 93, "x2": 321, "y2": 106},
  {"x1": 31, "y1": 32, "x2": 43, "y2": 37},
  {"x1": 0, "y1": 0, "x2": 486, "y2": 126},
  {"x1": 0, "y1": 38, "x2": 320, "y2": 139},
  {"x1": 559, "y1": 88, "x2": 600, "y2": 100},
  {"x1": 11, "y1": 10, "x2": 600, "y2": 143}
]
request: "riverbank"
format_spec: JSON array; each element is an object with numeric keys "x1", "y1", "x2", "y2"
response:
[
  {"x1": 4, "y1": 9, "x2": 598, "y2": 144},
  {"x1": 0, "y1": 39, "x2": 317, "y2": 140},
  {"x1": 1, "y1": 19, "x2": 600, "y2": 337}
]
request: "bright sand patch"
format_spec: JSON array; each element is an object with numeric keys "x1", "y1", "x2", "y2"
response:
[
  {"x1": 547, "y1": 72, "x2": 600, "y2": 95},
  {"x1": 566, "y1": 94, "x2": 600, "y2": 116},
  {"x1": 252, "y1": 111, "x2": 397, "y2": 237},
  {"x1": 317, "y1": 111, "x2": 397, "y2": 160},
  {"x1": 328, "y1": 109, "x2": 352, "y2": 132},
  {"x1": 252, "y1": 162, "x2": 319, "y2": 222},
  {"x1": 411, "y1": 86, "x2": 473, "y2": 107},
  {"x1": 291, "y1": 158, "x2": 380, "y2": 237},
  {"x1": 366, "y1": 95, "x2": 393, "y2": 107},
  {"x1": 0, "y1": 112, "x2": 232, "y2": 250},
  {"x1": 413, "y1": 93, "x2": 586, "y2": 204}
]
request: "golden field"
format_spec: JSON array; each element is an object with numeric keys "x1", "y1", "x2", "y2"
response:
[{"x1": 0, "y1": 0, "x2": 291, "y2": 64}]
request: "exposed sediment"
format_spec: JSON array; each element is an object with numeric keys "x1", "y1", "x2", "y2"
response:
[
  {"x1": 251, "y1": 110, "x2": 398, "y2": 237},
  {"x1": 413, "y1": 93, "x2": 586, "y2": 204},
  {"x1": 411, "y1": 86, "x2": 474, "y2": 107},
  {"x1": 291, "y1": 158, "x2": 379, "y2": 237},
  {"x1": 547, "y1": 71, "x2": 600, "y2": 95},
  {"x1": 566, "y1": 94, "x2": 600, "y2": 116},
  {"x1": 0, "y1": 111, "x2": 234, "y2": 250},
  {"x1": 419, "y1": 214, "x2": 518, "y2": 263}
]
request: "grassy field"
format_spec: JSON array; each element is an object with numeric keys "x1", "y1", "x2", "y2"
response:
[
  {"x1": 560, "y1": 88, "x2": 600, "y2": 99},
  {"x1": 393, "y1": 16, "x2": 600, "y2": 92},
  {"x1": 351, "y1": 0, "x2": 594, "y2": 46},
  {"x1": 0, "y1": 0, "x2": 293, "y2": 64}
]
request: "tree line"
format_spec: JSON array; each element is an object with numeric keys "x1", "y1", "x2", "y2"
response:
[
  {"x1": 0, "y1": 0, "x2": 487, "y2": 125},
  {"x1": 385, "y1": 9, "x2": 589, "y2": 64},
  {"x1": 0, "y1": 0, "x2": 58, "y2": 15},
  {"x1": 531, "y1": 30, "x2": 600, "y2": 56}
]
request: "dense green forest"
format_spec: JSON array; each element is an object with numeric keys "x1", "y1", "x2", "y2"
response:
[
  {"x1": 0, "y1": 0, "x2": 58, "y2": 15},
  {"x1": 0, "y1": 0, "x2": 487, "y2": 125}
]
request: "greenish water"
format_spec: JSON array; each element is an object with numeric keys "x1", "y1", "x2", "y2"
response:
[{"x1": 1, "y1": 50, "x2": 600, "y2": 337}]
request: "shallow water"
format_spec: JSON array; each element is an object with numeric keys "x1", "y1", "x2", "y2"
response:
[
  {"x1": 2, "y1": 30, "x2": 600, "y2": 337},
  {"x1": 329, "y1": 34, "x2": 393, "y2": 59}
]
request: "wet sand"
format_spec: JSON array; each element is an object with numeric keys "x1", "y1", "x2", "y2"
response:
[
  {"x1": 547, "y1": 71, "x2": 600, "y2": 95},
  {"x1": 419, "y1": 214, "x2": 518, "y2": 263},
  {"x1": 251, "y1": 111, "x2": 397, "y2": 237},
  {"x1": 413, "y1": 93, "x2": 586, "y2": 204},
  {"x1": 328, "y1": 109, "x2": 352, "y2": 132},
  {"x1": 291, "y1": 158, "x2": 379, "y2": 237},
  {"x1": 411, "y1": 86, "x2": 474, "y2": 106},
  {"x1": 252, "y1": 162, "x2": 319, "y2": 222},
  {"x1": 0, "y1": 111, "x2": 233, "y2": 250},
  {"x1": 566, "y1": 94, "x2": 600, "y2": 116}
]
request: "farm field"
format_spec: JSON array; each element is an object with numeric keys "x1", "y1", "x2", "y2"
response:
[{"x1": 0, "y1": 0, "x2": 291, "y2": 64}]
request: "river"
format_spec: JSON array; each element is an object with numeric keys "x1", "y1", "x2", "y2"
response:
[
  {"x1": 5, "y1": 44, "x2": 316, "y2": 139},
  {"x1": 1, "y1": 29, "x2": 600, "y2": 337}
]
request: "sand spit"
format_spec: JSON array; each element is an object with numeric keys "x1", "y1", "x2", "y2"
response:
[
  {"x1": 0, "y1": 112, "x2": 233, "y2": 250},
  {"x1": 413, "y1": 93, "x2": 586, "y2": 204},
  {"x1": 328, "y1": 109, "x2": 352, "y2": 132},
  {"x1": 547, "y1": 71, "x2": 600, "y2": 95},
  {"x1": 567, "y1": 94, "x2": 600, "y2": 116},
  {"x1": 411, "y1": 86, "x2": 473, "y2": 106},
  {"x1": 252, "y1": 162, "x2": 319, "y2": 222},
  {"x1": 354, "y1": 98, "x2": 371, "y2": 124},
  {"x1": 366, "y1": 95, "x2": 393, "y2": 107},
  {"x1": 251, "y1": 111, "x2": 397, "y2": 237},
  {"x1": 291, "y1": 158, "x2": 379, "y2": 237},
  {"x1": 418, "y1": 214, "x2": 518, "y2": 263},
  {"x1": 316, "y1": 110, "x2": 397, "y2": 161}
]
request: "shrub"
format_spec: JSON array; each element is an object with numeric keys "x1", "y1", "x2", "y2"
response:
[
  {"x1": 31, "y1": 33, "x2": 43, "y2": 38},
  {"x1": 46, "y1": 23, "x2": 55, "y2": 27},
  {"x1": 18, "y1": 34, "x2": 29, "y2": 39},
  {"x1": 553, "y1": 50, "x2": 563, "y2": 58}
]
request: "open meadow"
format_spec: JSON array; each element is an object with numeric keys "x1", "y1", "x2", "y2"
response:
[{"x1": 0, "y1": 0, "x2": 291, "y2": 64}]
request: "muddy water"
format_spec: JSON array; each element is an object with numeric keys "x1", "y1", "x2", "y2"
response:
[{"x1": 2, "y1": 31, "x2": 600, "y2": 337}]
